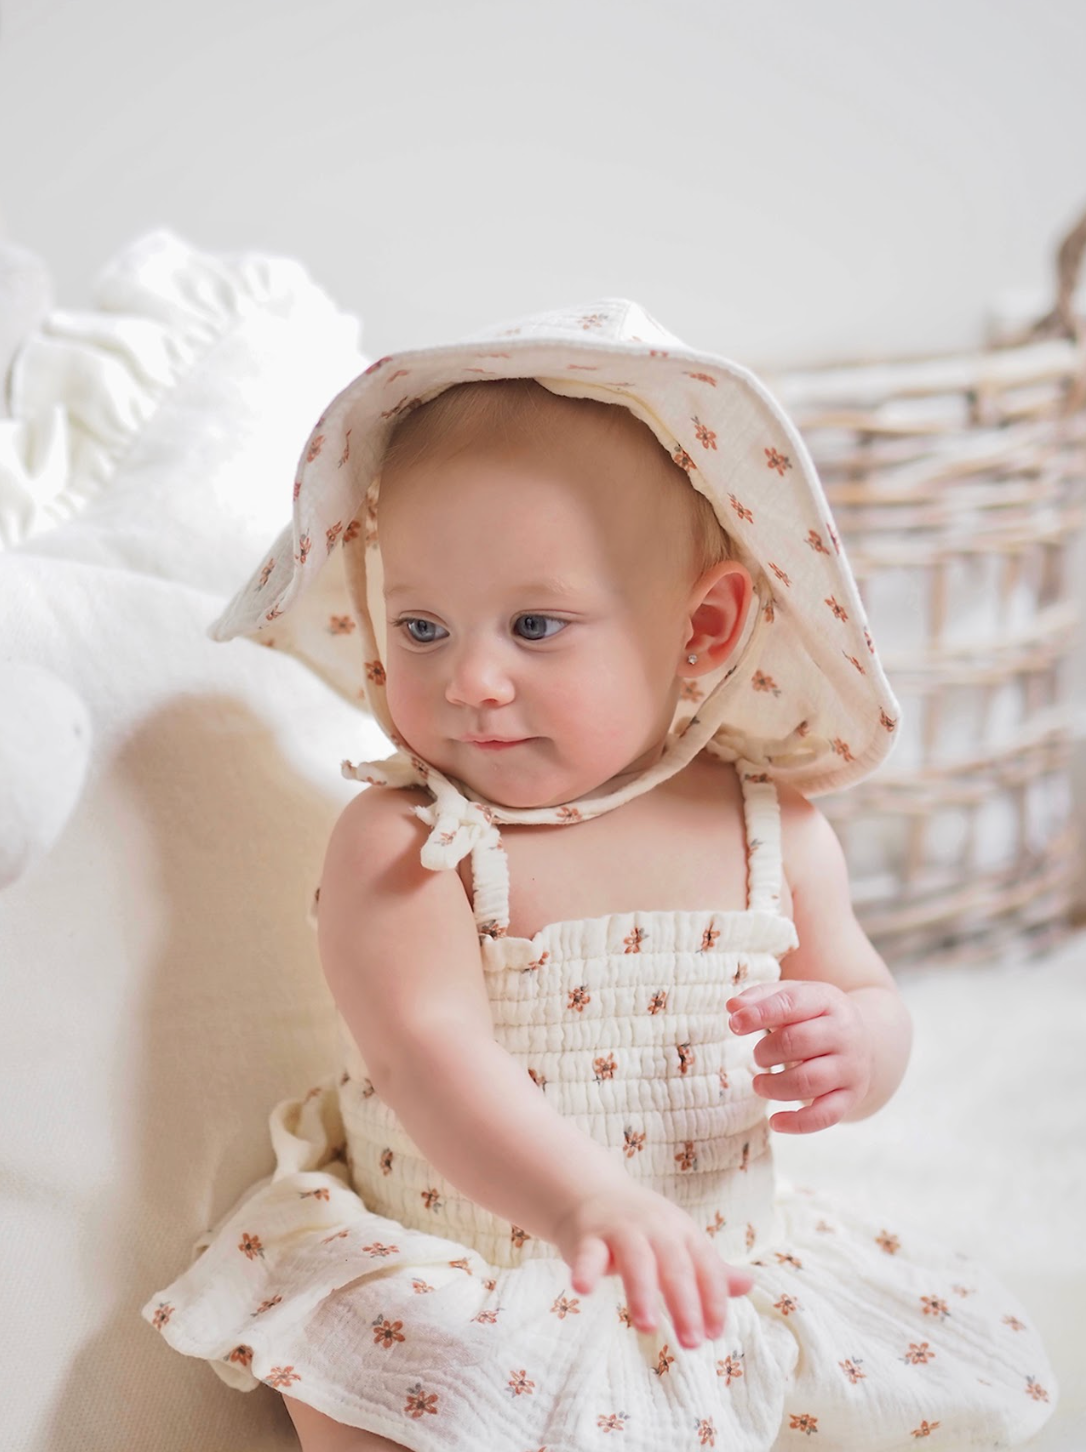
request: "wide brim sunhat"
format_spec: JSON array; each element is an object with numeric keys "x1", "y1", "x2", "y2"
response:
[{"x1": 208, "y1": 297, "x2": 901, "y2": 824}]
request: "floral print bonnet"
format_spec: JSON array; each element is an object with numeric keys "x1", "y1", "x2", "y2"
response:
[{"x1": 208, "y1": 298, "x2": 901, "y2": 828}]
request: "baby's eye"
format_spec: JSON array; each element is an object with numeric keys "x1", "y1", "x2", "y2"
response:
[
  {"x1": 398, "y1": 618, "x2": 448, "y2": 644},
  {"x1": 514, "y1": 614, "x2": 565, "y2": 641}
]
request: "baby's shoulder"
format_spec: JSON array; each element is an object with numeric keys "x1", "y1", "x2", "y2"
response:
[{"x1": 324, "y1": 781, "x2": 435, "y2": 877}]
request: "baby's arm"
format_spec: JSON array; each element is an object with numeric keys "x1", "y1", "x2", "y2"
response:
[
  {"x1": 317, "y1": 786, "x2": 752, "y2": 1344},
  {"x1": 727, "y1": 784, "x2": 912, "y2": 1134}
]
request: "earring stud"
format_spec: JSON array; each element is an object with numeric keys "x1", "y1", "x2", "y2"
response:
[{"x1": 686, "y1": 653, "x2": 698, "y2": 664}]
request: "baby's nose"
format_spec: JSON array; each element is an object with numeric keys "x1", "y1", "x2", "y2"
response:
[{"x1": 444, "y1": 646, "x2": 516, "y2": 708}]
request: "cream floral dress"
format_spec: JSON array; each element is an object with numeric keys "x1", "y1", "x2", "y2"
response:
[{"x1": 142, "y1": 750, "x2": 1056, "y2": 1450}]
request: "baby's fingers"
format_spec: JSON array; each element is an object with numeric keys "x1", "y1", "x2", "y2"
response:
[
  {"x1": 768, "y1": 1087, "x2": 852, "y2": 1134},
  {"x1": 611, "y1": 1232, "x2": 661, "y2": 1334},
  {"x1": 569, "y1": 1235, "x2": 611, "y2": 1295}
]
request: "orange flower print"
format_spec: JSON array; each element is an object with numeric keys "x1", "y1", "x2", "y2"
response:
[
  {"x1": 911, "y1": 1422, "x2": 941, "y2": 1438},
  {"x1": 297, "y1": 532, "x2": 312, "y2": 565},
  {"x1": 677, "y1": 1041, "x2": 696, "y2": 1075},
  {"x1": 719, "y1": 1070, "x2": 729, "y2": 1096},
  {"x1": 745, "y1": 1224, "x2": 756, "y2": 1252},
  {"x1": 421, "y1": 1188, "x2": 443, "y2": 1211},
  {"x1": 842, "y1": 652, "x2": 865, "y2": 674},
  {"x1": 768, "y1": 561, "x2": 791, "y2": 587},
  {"x1": 763, "y1": 599, "x2": 776, "y2": 623},
  {"x1": 728, "y1": 493, "x2": 753, "y2": 523},
  {"x1": 265, "y1": 1366, "x2": 301, "y2": 1388},
  {"x1": 716, "y1": 1352, "x2": 744, "y2": 1384},
  {"x1": 526, "y1": 950, "x2": 550, "y2": 973},
  {"x1": 876, "y1": 1229, "x2": 900, "y2": 1255},
  {"x1": 472, "y1": 1309, "x2": 499, "y2": 1324},
  {"x1": 617, "y1": 1304, "x2": 633, "y2": 1328},
  {"x1": 320, "y1": 1229, "x2": 348, "y2": 1244},
  {"x1": 551, "y1": 1294, "x2": 581, "y2": 1319},
  {"x1": 360, "y1": 1077, "x2": 376, "y2": 1098},
  {"x1": 732, "y1": 961, "x2": 749, "y2": 987},
  {"x1": 150, "y1": 1302, "x2": 174, "y2": 1329},
  {"x1": 752, "y1": 670, "x2": 781, "y2": 696},
  {"x1": 227, "y1": 1344, "x2": 253, "y2": 1368},
  {"x1": 264, "y1": 603, "x2": 284, "y2": 622},
  {"x1": 528, "y1": 1068, "x2": 548, "y2": 1091},
  {"x1": 326, "y1": 521, "x2": 344, "y2": 553},
  {"x1": 508, "y1": 1369, "x2": 536, "y2": 1396},
  {"x1": 680, "y1": 679, "x2": 704, "y2": 701},
  {"x1": 624, "y1": 926, "x2": 646, "y2": 953},
  {"x1": 568, "y1": 986, "x2": 591, "y2": 1012},
  {"x1": 672, "y1": 445, "x2": 695, "y2": 473},
  {"x1": 365, "y1": 659, "x2": 386, "y2": 686},
  {"x1": 1003, "y1": 1314, "x2": 1026, "y2": 1331},
  {"x1": 826, "y1": 520, "x2": 840, "y2": 553},
  {"x1": 864, "y1": 627, "x2": 875, "y2": 654},
  {"x1": 692, "y1": 417, "x2": 718, "y2": 449},
  {"x1": 699, "y1": 925, "x2": 719, "y2": 952},
  {"x1": 483, "y1": 1277, "x2": 497, "y2": 1291},
  {"x1": 796, "y1": 718, "x2": 811, "y2": 736},
  {"x1": 337, "y1": 429, "x2": 352, "y2": 468},
  {"x1": 653, "y1": 1344, "x2": 676, "y2": 1376},
  {"x1": 478, "y1": 919, "x2": 508, "y2": 940},
  {"x1": 706, "y1": 1210, "x2": 726, "y2": 1238},
  {"x1": 511, "y1": 1225, "x2": 531, "y2": 1248},
  {"x1": 740, "y1": 1141, "x2": 750, "y2": 1172},
  {"x1": 686, "y1": 371, "x2": 718, "y2": 386},
  {"x1": 404, "y1": 1383, "x2": 439, "y2": 1419},
  {"x1": 920, "y1": 1294, "x2": 949, "y2": 1321},
  {"x1": 364, "y1": 355, "x2": 392, "y2": 375},
  {"x1": 774, "y1": 1295, "x2": 799, "y2": 1317},
  {"x1": 839, "y1": 1358, "x2": 865, "y2": 1383},
  {"x1": 578, "y1": 312, "x2": 607, "y2": 330},
  {"x1": 623, "y1": 1127, "x2": 646, "y2": 1157},
  {"x1": 765, "y1": 447, "x2": 792, "y2": 476},
  {"x1": 594, "y1": 1055, "x2": 618, "y2": 1082},
  {"x1": 597, "y1": 1412, "x2": 629, "y2": 1432},
  {"x1": 880, "y1": 708, "x2": 897, "y2": 732},
  {"x1": 824, "y1": 595, "x2": 848, "y2": 621},
  {"x1": 306, "y1": 433, "x2": 325, "y2": 461},
  {"x1": 775, "y1": 1251, "x2": 803, "y2": 1270},
  {"x1": 903, "y1": 1341, "x2": 935, "y2": 1366},
  {"x1": 239, "y1": 1232, "x2": 265, "y2": 1261},
  {"x1": 328, "y1": 613, "x2": 356, "y2": 634},
  {"x1": 675, "y1": 1140, "x2": 698, "y2": 1171},
  {"x1": 258, "y1": 558, "x2": 275, "y2": 588},
  {"x1": 342, "y1": 517, "x2": 362, "y2": 545},
  {"x1": 952, "y1": 1284, "x2": 976, "y2": 1298},
  {"x1": 449, "y1": 1258, "x2": 473, "y2": 1274},
  {"x1": 696, "y1": 1417, "x2": 717, "y2": 1447},
  {"x1": 831, "y1": 737, "x2": 855, "y2": 762},
  {"x1": 647, "y1": 989, "x2": 668, "y2": 1014},
  {"x1": 292, "y1": 477, "x2": 302, "y2": 501},
  {"x1": 805, "y1": 529, "x2": 828, "y2": 553},
  {"x1": 300, "y1": 1186, "x2": 330, "y2": 1202},
  {"x1": 557, "y1": 805, "x2": 583, "y2": 822},
  {"x1": 1025, "y1": 1377, "x2": 1050, "y2": 1402},
  {"x1": 411, "y1": 1278, "x2": 434, "y2": 1294},
  {"x1": 789, "y1": 1413, "x2": 818, "y2": 1436},
  {"x1": 380, "y1": 1148, "x2": 394, "y2": 1175},
  {"x1": 253, "y1": 1295, "x2": 282, "y2": 1316},
  {"x1": 362, "y1": 1242, "x2": 399, "y2": 1257},
  {"x1": 372, "y1": 1316, "x2": 406, "y2": 1348}
]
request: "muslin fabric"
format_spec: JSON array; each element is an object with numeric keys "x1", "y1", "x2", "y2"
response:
[{"x1": 142, "y1": 752, "x2": 1056, "y2": 1450}]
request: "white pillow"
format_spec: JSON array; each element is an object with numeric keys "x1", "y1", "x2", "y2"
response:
[{"x1": 0, "y1": 231, "x2": 388, "y2": 1451}]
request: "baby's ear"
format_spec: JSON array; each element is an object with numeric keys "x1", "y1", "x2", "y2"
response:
[{"x1": 683, "y1": 561, "x2": 753, "y2": 673}]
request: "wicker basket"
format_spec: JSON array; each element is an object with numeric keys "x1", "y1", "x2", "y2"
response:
[{"x1": 765, "y1": 206, "x2": 1086, "y2": 968}]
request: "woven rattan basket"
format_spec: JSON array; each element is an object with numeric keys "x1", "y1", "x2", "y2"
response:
[{"x1": 765, "y1": 207, "x2": 1086, "y2": 968}]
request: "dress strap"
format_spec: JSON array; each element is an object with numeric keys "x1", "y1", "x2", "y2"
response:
[{"x1": 734, "y1": 758, "x2": 785, "y2": 914}]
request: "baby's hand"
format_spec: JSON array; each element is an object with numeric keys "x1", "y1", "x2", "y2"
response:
[
  {"x1": 727, "y1": 981, "x2": 873, "y2": 1134},
  {"x1": 552, "y1": 1182, "x2": 753, "y2": 1348}
]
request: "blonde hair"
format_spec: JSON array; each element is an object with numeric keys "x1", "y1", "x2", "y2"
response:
[{"x1": 380, "y1": 378, "x2": 732, "y2": 580}]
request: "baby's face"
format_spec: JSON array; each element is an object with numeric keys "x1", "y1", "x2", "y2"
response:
[{"x1": 376, "y1": 409, "x2": 698, "y2": 809}]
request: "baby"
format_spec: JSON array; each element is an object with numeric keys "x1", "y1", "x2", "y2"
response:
[{"x1": 143, "y1": 300, "x2": 1057, "y2": 1451}]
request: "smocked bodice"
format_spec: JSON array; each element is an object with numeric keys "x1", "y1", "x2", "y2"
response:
[{"x1": 334, "y1": 753, "x2": 798, "y2": 1268}]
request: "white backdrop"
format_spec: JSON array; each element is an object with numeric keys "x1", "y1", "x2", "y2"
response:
[{"x1": 3, "y1": 0, "x2": 1085, "y2": 896}]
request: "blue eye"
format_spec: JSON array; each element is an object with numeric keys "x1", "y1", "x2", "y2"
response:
[
  {"x1": 515, "y1": 614, "x2": 564, "y2": 641},
  {"x1": 400, "y1": 618, "x2": 447, "y2": 644}
]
